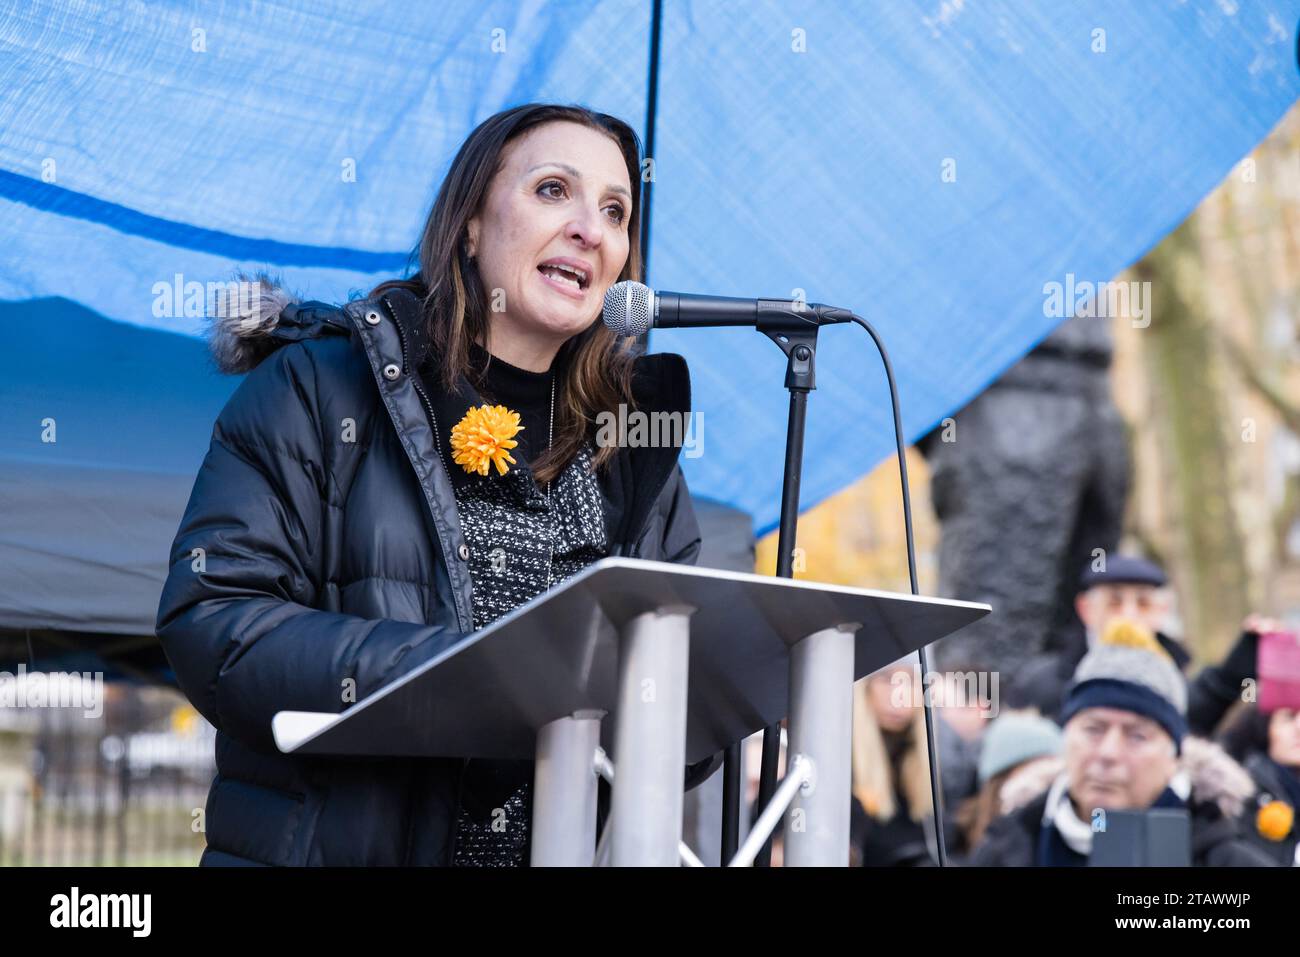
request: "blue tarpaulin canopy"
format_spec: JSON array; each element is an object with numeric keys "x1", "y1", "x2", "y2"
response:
[{"x1": 1, "y1": 1, "x2": 1298, "y2": 643}]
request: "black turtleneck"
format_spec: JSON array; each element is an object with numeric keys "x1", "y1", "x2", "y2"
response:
[{"x1": 465, "y1": 340, "x2": 555, "y2": 469}]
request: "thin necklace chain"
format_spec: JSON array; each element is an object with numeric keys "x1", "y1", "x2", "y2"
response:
[{"x1": 545, "y1": 373, "x2": 554, "y2": 592}]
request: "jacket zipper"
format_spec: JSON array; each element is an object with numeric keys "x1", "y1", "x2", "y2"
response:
[
  {"x1": 383, "y1": 296, "x2": 459, "y2": 482},
  {"x1": 377, "y1": 300, "x2": 474, "y2": 864},
  {"x1": 378, "y1": 296, "x2": 469, "y2": 632},
  {"x1": 385, "y1": 299, "x2": 447, "y2": 472}
]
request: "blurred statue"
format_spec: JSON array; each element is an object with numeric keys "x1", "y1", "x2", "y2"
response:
[{"x1": 917, "y1": 316, "x2": 1129, "y2": 682}]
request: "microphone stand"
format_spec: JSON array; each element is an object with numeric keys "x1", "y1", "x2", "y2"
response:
[
  {"x1": 726, "y1": 305, "x2": 818, "y2": 868},
  {"x1": 726, "y1": 304, "x2": 949, "y2": 869}
]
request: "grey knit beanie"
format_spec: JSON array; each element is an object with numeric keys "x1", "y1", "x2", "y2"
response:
[{"x1": 1059, "y1": 622, "x2": 1188, "y2": 752}]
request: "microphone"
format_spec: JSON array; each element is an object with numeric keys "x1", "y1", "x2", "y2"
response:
[
  {"x1": 602, "y1": 280, "x2": 854, "y2": 336},
  {"x1": 602, "y1": 277, "x2": 948, "y2": 865}
]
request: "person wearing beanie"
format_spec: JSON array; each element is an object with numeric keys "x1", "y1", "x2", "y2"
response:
[
  {"x1": 1009, "y1": 555, "x2": 1191, "y2": 718},
  {"x1": 977, "y1": 713, "x2": 1065, "y2": 787},
  {"x1": 1057, "y1": 621, "x2": 1189, "y2": 753},
  {"x1": 951, "y1": 712, "x2": 1064, "y2": 859},
  {"x1": 971, "y1": 621, "x2": 1275, "y2": 867}
]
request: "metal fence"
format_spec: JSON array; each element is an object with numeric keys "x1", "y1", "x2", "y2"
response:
[{"x1": 0, "y1": 681, "x2": 214, "y2": 867}]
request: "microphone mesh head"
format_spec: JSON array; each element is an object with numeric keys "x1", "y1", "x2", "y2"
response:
[{"x1": 602, "y1": 280, "x2": 652, "y2": 336}]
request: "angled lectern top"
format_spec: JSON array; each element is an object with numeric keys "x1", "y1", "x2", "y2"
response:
[{"x1": 273, "y1": 557, "x2": 990, "y2": 764}]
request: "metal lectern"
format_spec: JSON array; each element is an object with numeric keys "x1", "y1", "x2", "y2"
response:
[{"x1": 272, "y1": 557, "x2": 990, "y2": 866}]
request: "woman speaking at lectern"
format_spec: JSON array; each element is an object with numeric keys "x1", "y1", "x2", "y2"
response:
[{"x1": 156, "y1": 103, "x2": 712, "y2": 866}]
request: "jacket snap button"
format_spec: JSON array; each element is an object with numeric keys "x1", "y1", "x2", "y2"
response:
[
  {"x1": 382, "y1": 363, "x2": 401, "y2": 380},
  {"x1": 364, "y1": 309, "x2": 382, "y2": 326},
  {"x1": 457, "y1": 544, "x2": 470, "y2": 561}
]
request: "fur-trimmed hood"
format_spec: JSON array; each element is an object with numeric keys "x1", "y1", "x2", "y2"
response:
[
  {"x1": 206, "y1": 271, "x2": 351, "y2": 375},
  {"x1": 998, "y1": 736, "x2": 1256, "y2": 820}
]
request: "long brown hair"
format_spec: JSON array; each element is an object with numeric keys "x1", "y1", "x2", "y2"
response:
[
  {"x1": 851, "y1": 676, "x2": 933, "y2": 824},
  {"x1": 370, "y1": 103, "x2": 644, "y2": 484},
  {"x1": 954, "y1": 769, "x2": 1013, "y2": 851}
]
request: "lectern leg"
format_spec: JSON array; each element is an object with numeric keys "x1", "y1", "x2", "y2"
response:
[
  {"x1": 531, "y1": 711, "x2": 603, "y2": 866},
  {"x1": 784, "y1": 623, "x2": 857, "y2": 867},
  {"x1": 610, "y1": 605, "x2": 695, "y2": 866}
]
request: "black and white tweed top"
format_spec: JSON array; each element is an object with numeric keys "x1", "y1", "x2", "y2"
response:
[{"x1": 421, "y1": 342, "x2": 608, "y2": 866}]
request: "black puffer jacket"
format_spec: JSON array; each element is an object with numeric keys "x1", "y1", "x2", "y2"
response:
[{"x1": 155, "y1": 285, "x2": 706, "y2": 865}]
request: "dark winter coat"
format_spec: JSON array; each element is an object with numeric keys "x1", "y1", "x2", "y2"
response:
[
  {"x1": 1238, "y1": 752, "x2": 1300, "y2": 867},
  {"x1": 155, "y1": 284, "x2": 708, "y2": 865},
  {"x1": 968, "y1": 737, "x2": 1276, "y2": 867}
]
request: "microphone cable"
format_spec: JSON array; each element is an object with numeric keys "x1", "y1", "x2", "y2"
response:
[{"x1": 847, "y1": 312, "x2": 949, "y2": 868}]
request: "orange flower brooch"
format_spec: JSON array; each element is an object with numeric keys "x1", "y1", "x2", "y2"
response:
[{"x1": 449, "y1": 404, "x2": 524, "y2": 476}]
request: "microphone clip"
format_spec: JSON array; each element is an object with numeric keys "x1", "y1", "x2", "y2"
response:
[{"x1": 757, "y1": 311, "x2": 819, "y2": 392}]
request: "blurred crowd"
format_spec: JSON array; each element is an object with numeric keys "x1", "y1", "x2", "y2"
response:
[{"x1": 843, "y1": 555, "x2": 1300, "y2": 867}]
